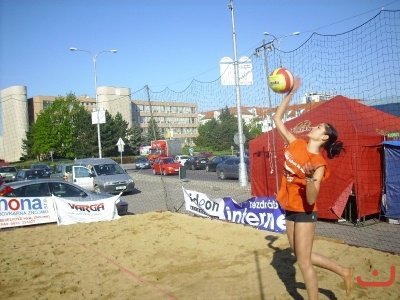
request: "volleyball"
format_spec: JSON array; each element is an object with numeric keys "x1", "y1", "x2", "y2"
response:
[{"x1": 268, "y1": 67, "x2": 294, "y2": 94}]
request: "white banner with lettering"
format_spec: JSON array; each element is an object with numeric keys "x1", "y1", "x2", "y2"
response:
[
  {"x1": 0, "y1": 196, "x2": 58, "y2": 228},
  {"x1": 0, "y1": 195, "x2": 120, "y2": 228},
  {"x1": 53, "y1": 195, "x2": 121, "y2": 225}
]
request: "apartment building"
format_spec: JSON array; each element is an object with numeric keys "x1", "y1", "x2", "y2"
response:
[
  {"x1": 28, "y1": 95, "x2": 96, "y2": 123},
  {"x1": 29, "y1": 91, "x2": 199, "y2": 144},
  {"x1": 131, "y1": 100, "x2": 198, "y2": 145},
  {"x1": 28, "y1": 86, "x2": 132, "y2": 127}
]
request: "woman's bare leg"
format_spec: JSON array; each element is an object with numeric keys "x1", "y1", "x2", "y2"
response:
[
  {"x1": 293, "y1": 222, "x2": 319, "y2": 300},
  {"x1": 286, "y1": 221, "x2": 354, "y2": 298},
  {"x1": 311, "y1": 252, "x2": 354, "y2": 295}
]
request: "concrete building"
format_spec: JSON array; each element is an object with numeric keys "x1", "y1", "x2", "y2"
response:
[
  {"x1": 98, "y1": 86, "x2": 132, "y2": 128},
  {"x1": 28, "y1": 86, "x2": 132, "y2": 126},
  {"x1": 0, "y1": 86, "x2": 28, "y2": 162},
  {"x1": 302, "y1": 92, "x2": 335, "y2": 104},
  {"x1": 132, "y1": 100, "x2": 198, "y2": 145},
  {"x1": 0, "y1": 84, "x2": 199, "y2": 162},
  {"x1": 28, "y1": 94, "x2": 97, "y2": 124},
  {"x1": 28, "y1": 90, "x2": 199, "y2": 145}
]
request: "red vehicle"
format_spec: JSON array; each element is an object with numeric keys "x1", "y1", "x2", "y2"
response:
[
  {"x1": 152, "y1": 157, "x2": 182, "y2": 176},
  {"x1": 0, "y1": 159, "x2": 11, "y2": 166},
  {"x1": 148, "y1": 140, "x2": 182, "y2": 164}
]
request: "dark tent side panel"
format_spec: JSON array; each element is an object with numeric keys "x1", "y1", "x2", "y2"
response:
[{"x1": 383, "y1": 141, "x2": 400, "y2": 219}]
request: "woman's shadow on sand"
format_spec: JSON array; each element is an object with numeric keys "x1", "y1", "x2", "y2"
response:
[{"x1": 262, "y1": 235, "x2": 337, "y2": 300}]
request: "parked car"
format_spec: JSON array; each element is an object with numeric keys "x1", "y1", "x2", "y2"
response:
[
  {"x1": 0, "y1": 175, "x2": 4, "y2": 186},
  {"x1": 0, "y1": 179, "x2": 128, "y2": 215},
  {"x1": 205, "y1": 155, "x2": 235, "y2": 172},
  {"x1": 15, "y1": 169, "x2": 48, "y2": 181},
  {"x1": 216, "y1": 157, "x2": 250, "y2": 180},
  {"x1": 152, "y1": 157, "x2": 182, "y2": 176},
  {"x1": 174, "y1": 155, "x2": 191, "y2": 166},
  {"x1": 50, "y1": 163, "x2": 73, "y2": 181},
  {"x1": 0, "y1": 166, "x2": 18, "y2": 182},
  {"x1": 197, "y1": 151, "x2": 213, "y2": 158},
  {"x1": 74, "y1": 158, "x2": 135, "y2": 194},
  {"x1": 135, "y1": 156, "x2": 151, "y2": 169},
  {"x1": 184, "y1": 156, "x2": 209, "y2": 170},
  {"x1": 30, "y1": 164, "x2": 52, "y2": 177}
]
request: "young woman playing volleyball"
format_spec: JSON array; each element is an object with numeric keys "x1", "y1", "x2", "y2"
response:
[{"x1": 272, "y1": 76, "x2": 354, "y2": 299}]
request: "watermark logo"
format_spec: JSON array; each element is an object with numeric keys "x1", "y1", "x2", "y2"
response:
[
  {"x1": 291, "y1": 120, "x2": 312, "y2": 135},
  {"x1": 357, "y1": 265, "x2": 396, "y2": 287}
]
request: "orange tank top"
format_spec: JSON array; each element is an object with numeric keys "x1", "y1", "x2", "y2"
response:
[{"x1": 277, "y1": 139, "x2": 330, "y2": 212}]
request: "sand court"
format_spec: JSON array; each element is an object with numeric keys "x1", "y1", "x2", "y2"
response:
[{"x1": 1, "y1": 212, "x2": 399, "y2": 299}]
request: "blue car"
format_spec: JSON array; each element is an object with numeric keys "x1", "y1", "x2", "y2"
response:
[
  {"x1": 216, "y1": 157, "x2": 250, "y2": 181},
  {"x1": 205, "y1": 155, "x2": 235, "y2": 172},
  {"x1": 135, "y1": 156, "x2": 151, "y2": 169}
]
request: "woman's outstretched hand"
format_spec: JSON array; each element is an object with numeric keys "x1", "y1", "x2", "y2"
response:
[{"x1": 288, "y1": 76, "x2": 302, "y2": 95}]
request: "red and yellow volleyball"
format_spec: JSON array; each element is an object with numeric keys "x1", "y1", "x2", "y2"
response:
[{"x1": 268, "y1": 67, "x2": 294, "y2": 94}]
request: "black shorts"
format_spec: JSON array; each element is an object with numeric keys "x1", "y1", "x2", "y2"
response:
[{"x1": 285, "y1": 210, "x2": 318, "y2": 223}]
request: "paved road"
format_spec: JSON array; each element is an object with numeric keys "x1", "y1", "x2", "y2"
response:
[
  {"x1": 123, "y1": 164, "x2": 252, "y2": 215},
  {"x1": 126, "y1": 164, "x2": 229, "y2": 182}
]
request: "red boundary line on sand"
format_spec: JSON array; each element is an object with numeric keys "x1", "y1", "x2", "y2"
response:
[{"x1": 78, "y1": 243, "x2": 177, "y2": 300}]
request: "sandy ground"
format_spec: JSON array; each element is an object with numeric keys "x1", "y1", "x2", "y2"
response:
[{"x1": 1, "y1": 212, "x2": 399, "y2": 300}]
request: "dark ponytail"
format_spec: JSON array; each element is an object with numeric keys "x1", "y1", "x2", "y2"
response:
[{"x1": 323, "y1": 123, "x2": 345, "y2": 159}]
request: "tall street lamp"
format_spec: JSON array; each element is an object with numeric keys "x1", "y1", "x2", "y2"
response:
[
  {"x1": 69, "y1": 47, "x2": 117, "y2": 158},
  {"x1": 228, "y1": 0, "x2": 248, "y2": 186}
]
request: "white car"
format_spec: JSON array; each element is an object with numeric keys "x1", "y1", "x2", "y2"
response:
[{"x1": 174, "y1": 155, "x2": 190, "y2": 166}]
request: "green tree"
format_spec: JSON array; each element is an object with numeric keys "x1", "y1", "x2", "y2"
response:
[
  {"x1": 100, "y1": 112, "x2": 130, "y2": 157},
  {"x1": 246, "y1": 117, "x2": 263, "y2": 139},
  {"x1": 144, "y1": 117, "x2": 162, "y2": 144},
  {"x1": 21, "y1": 125, "x2": 35, "y2": 160},
  {"x1": 194, "y1": 106, "x2": 250, "y2": 152},
  {"x1": 194, "y1": 119, "x2": 218, "y2": 147},
  {"x1": 214, "y1": 107, "x2": 238, "y2": 150},
  {"x1": 126, "y1": 122, "x2": 144, "y2": 154},
  {"x1": 31, "y1": 105, "x2": 58, "y2": 159},
  {"x1": 31, "y1": 93, "x2": 95, "y2": 159},
  {"x1": 72, "y1": 106, "x2": 97, "y2": 158}
]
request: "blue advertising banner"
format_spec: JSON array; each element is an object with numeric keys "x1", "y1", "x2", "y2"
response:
[
  {"x1": 182, "y1": 188, "x2": 286, "y2": 232},
  {"x1": 382, "y1": 141, "x2": 400, "y2": 218}
]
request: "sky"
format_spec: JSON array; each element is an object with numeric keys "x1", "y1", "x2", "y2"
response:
[{"x1": 1, "y1": 0, "x2": 400, "y2": 99}]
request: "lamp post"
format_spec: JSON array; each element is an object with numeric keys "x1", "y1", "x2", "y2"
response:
[
  {"x1": 263, "y1": 31, "x2": 300, "y2": 66},
  {"x1": 69, "y1": 47, "x2": 117, "y2": 158},
  {"x1": 228, "y1": 0, "x2": 248, "y2": 186}
]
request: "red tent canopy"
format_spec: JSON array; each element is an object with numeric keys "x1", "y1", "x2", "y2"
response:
[{"x1": 249, "y1": 96, "x2": 400, "y2": 220}]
